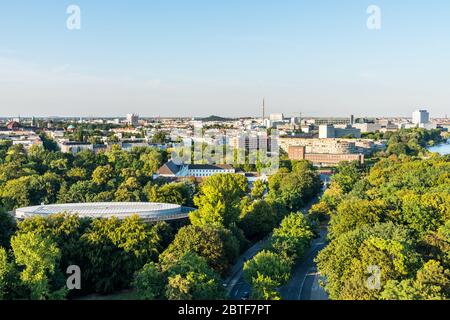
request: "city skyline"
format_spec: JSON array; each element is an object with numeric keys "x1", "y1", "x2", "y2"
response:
[
  {"x1": 0, "y1": 107, "x2": 447, "y2": 120},
  {"x1": 2, "y1": 0, "x2": 450, "y2": 309},
  {"x1": 1, "y1": 1, "x2": 450, "y2": 117}
]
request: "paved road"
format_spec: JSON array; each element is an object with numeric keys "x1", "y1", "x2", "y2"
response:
[
  {"x1": 280, "y1": 177, "x2": 330, "y2": 300},
  {"x1": 226, "y1": 174, "x2": 331, "y2": 300},
  {"x1": 279, "y1": 228, "x2": 328, "y2": 300},
  {"x1": 225, "y1": 238, "x2": 270, "y2": 300}
]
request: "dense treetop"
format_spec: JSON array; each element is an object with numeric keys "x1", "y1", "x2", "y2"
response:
[
  {"x1": 0, "y1": 143, "x2": 173, "y2": 210},
  {"x1": 315, "y1": 153, "x2": 450, "y2": 300}
]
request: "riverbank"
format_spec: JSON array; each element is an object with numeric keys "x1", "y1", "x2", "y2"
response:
[{"x1": 428, "y1": 139, "x2": 450, "y2": 155}]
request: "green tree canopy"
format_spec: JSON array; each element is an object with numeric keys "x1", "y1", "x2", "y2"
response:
[
  {"x1": 190, "y1": 174, "x2": 248, "y2": 228},
  {"x1": 160, "y1": 224, "x2": 239, "y2": 276},
  {"x1": 250, "y1": 274, "x2": 282, "y2": 300},
  {"x1": 243, "y1": 250, "x2": 291, "y2": 288},
  {"x1": 0, "y1": 209, "x2": 16, "y2": 248},
  {"x1": 271, "y1": 213, "x2": 314, "y2": 262},
  {"x1": 239, "y1": 199, "x2": 278, "y2": 241},
  {"x1": 133, "y1": 261, "x2": 165, "y2": 300},
  {"x1": 11, "y1": 232, "x2": 66, "y2": 300},
  {"x1": 164, "y1": 251, "x2": 225, "y2": 300}
]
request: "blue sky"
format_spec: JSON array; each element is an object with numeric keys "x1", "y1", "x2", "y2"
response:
[{"x1": 1, "y1": 0, "x2": 449, "y2": 117}]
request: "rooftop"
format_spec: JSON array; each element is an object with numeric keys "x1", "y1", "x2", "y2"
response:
[
  {"x1": 187, "y1": 164, "x2": 234, "y2": 170},
  {"x1": 15, "y1": 202, "x2": 190, "y2": 222}
]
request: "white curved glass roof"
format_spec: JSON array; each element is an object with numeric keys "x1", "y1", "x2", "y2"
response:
[{"x1": 15, "y1": 202, "x2": 188, "y2": 221}]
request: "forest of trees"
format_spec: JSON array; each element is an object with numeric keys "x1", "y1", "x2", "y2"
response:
[
  {"x1": 1, "y1": 127, "x2": 447, "y2": 300},
  {"x1": 0, "y1": 133, "x2": 323, "y2": 300},
  {"x1": 0, "y1": 212, "x2": 176, "y2": 299},
  {"x1": 0, "y1": 141, "x2": 204, "y2": 210},
  {"x1": 133, "y1": 163, "x2": 322, "y2": 300},
  {"x1": 243, "y1": 212, "x2": 315, "y2": 299},
  {"x1": 363, "y1": 128, "x2": 444, "y2": 157},
  {"x1": 241, "y1": 161, "x2": 322, "y2": 299},
  {"x1": 312, "y1": 130, "x2": 450, "y2": 300}
]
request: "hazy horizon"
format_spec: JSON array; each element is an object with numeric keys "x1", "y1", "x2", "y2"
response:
[
  {"x1": 1, "y1": 1, "x2": 450, "y2": 118},
  {"x1": 1, "y1": 112, "x2": 445, "y2": 120}
]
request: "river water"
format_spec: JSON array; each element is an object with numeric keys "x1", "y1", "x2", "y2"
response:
[{"x1": 428, "y1": 140, "x2": 450, "y2": 155}]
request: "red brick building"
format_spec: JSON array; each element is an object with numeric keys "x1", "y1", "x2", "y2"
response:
[{"x1": 288, "y1": 146, "x2": 364, "y2": 166}]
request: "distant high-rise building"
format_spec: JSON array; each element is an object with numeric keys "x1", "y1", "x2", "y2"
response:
[
  {"x1": 290, "y1": 117, "x2": 297, "y2": 125},
  {"x1": 126, "y1": 113, "x2": 139, "y2": 127},
  {"x1": 319, "y1": 125, "x2": 336, "y2": 138},
  {"x1": 412, "y1": 110, "x2": 430, "y2": 125}
]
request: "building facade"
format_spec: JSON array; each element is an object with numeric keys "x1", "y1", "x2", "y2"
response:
[
  {"x1": 412, "y1": 110, "x2": 430, "y2": 125},
  {"x1": 126, "y1": 113, "x2": 140, "y2": 127},
  {"x1": 58, "y1": 141, "x2": 94, "y2": 154},
  {"x1": 0, "y1": 131, "x2": 43, "y2": 150},
  {"x1": 279, "y1": 137, "x2": 380, "y2": 155},
  {"x1": 353, "y1": 123, "x2": 383, "y2": 133},
  {"x1": 157, "y1": 161, "x2": 235, "y2": 178},
  {"x1": 288, "y1": 145, "x2": 364, "y2": 166},
  {"x1": 319, "y1": 125, "x2": 362, "y2": 139}
]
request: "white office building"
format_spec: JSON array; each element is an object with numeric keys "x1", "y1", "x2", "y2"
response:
[
  {"x1": 126, "y1": 113, "x2": 140, "y2": 127},
  {"x1": 157, "y1": 161, "x2": 235, "y2": 178},
  {"x1": 353, "y1": 123, "x2": 382, "y2": 133},
  {"x1": 412, "y1": 110, "x2": 430, "y2": 125},
  {"x1": 319, "y1": 125, "x2": 361, "y2": 139}
]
